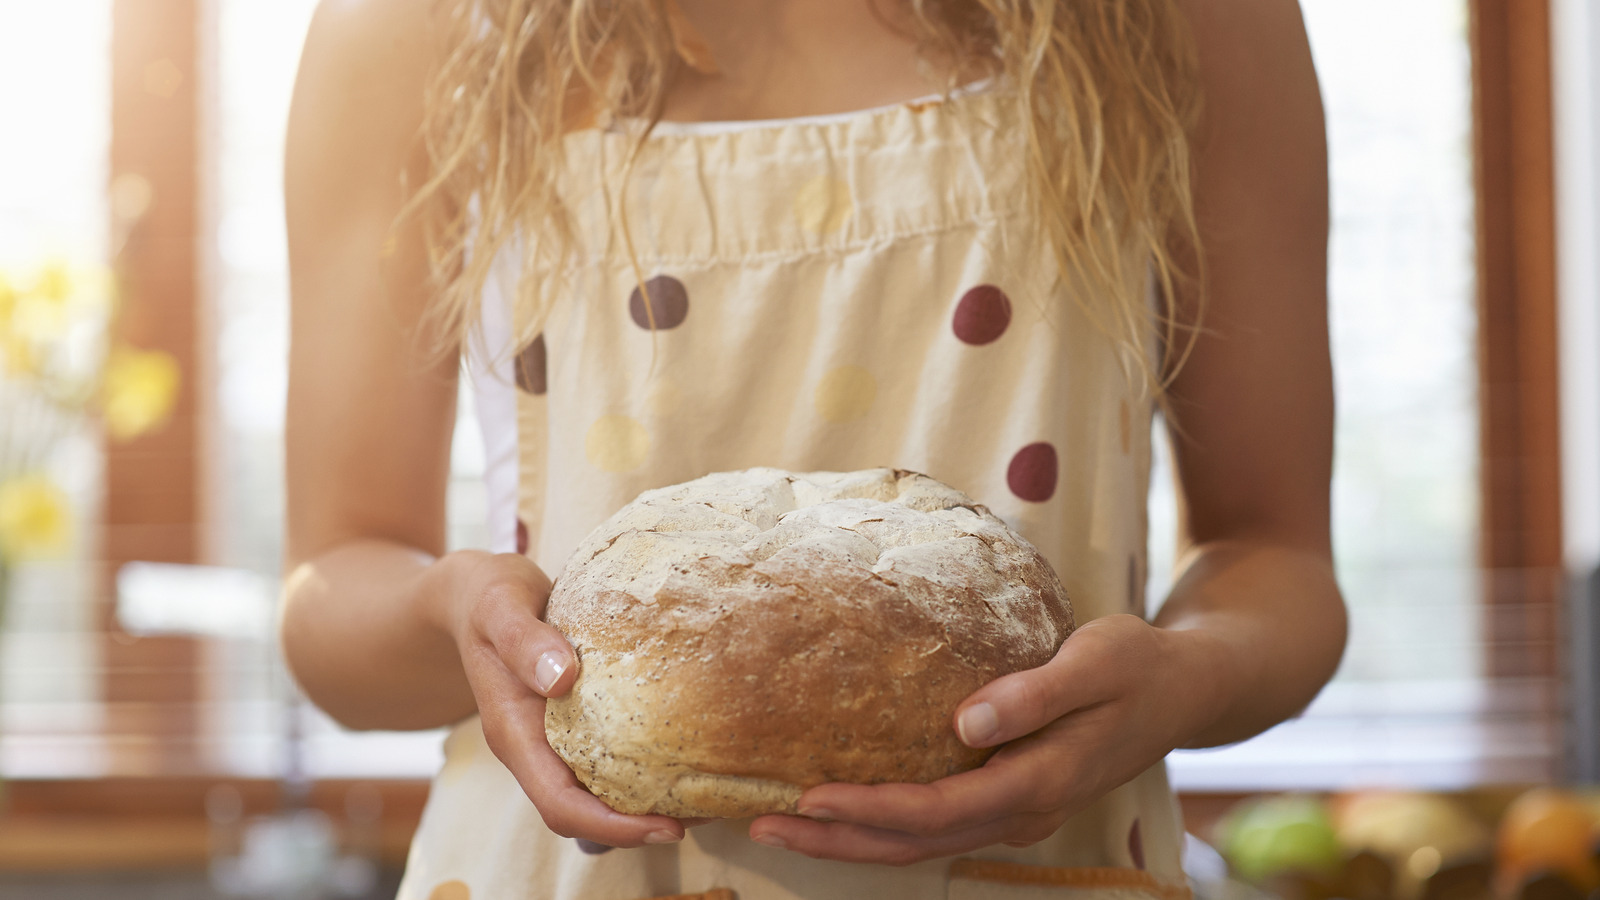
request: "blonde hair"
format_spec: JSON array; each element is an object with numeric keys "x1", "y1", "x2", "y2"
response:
[{"x1": 411, "y1": 0, "x2": 1202, "y2": 393}]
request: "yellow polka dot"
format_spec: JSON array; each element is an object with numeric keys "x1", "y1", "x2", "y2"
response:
[
  {"x1": 429, "y1": 880, "x2": 470, "y2": 900},
  {"x1": 585, "y1": 414, "x2": 650, "y2": 472},
  {"x1": 794, "y1": 174, "x2": 853, "y2": 235},
  {"x1": 646, "y1": 377, "x2": 682, "y2": 417},
  {"x1": 814, "y1": 366, "x2": 876, "y2": 423}
]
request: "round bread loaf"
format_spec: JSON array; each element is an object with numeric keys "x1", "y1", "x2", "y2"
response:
[{"x1": 543, "y1": 467, "x2": 1074, "y2": 818}]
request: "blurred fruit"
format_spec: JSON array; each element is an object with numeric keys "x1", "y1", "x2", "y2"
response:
[
  {"x1": 1577, "y1": 791, "x2": 1600, "y2": 827},
  {"x1": 1262, "y1": 870, "x2": 1340, "y2": 900},
  {"x1": 1496, "y1": 789, "x2": 1600, "y2": 893},
  {"x1": 1216, "y1": 795, "x2": 1343, "y2": 883},
  {"x1": 1333, "y1": 792, "x2": 1491, "y2": 899},
  {"x1": 1340, "y1": 849, "x2": 1397, "y2": 900},
  {"x1": 1514, "y1": 871, "x2": 1585, "y2": 900},
  {"x1": 1421, "y1": 858, "x2": 1494, "y2": 900}
]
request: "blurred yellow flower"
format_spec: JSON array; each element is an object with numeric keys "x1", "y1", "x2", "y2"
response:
[
  {"x1": 0, "y1": 271, "x2": 15, "y2": 323},
  {"x1": 14, "y1": 261, "x2": 110, "y2": 343},
  {"x1": 1, "y1": 332, "x2": 39, "y2": 378},
  {"x1": 0, "y1": 475, "x2": 72, "y2": 562},
  {"x1": 32, "y1": 262, "x2": 75, "y2": 303},
  {"x1": 103, "y1": 347, "x2": 180, "y2": 441},
  {"x1": 0, "y1": 273, "x2": 25, "y2": 376}
]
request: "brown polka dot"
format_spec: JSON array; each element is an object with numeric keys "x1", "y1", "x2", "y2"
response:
[
  {"x1": 1006, "y1": 442, "x2": 1058, "y2": 503},
  {"x1": 429, "y1": 880, "x2": 471, "y2": 900},
  {"x1": 575, "y1": 838, "x2": 614, "y2": 855},
  {"x1": 952, "y1": 285, "x2": 1012, "y2": 345},
  {"x1": 1129, "y1": 819, "x2": 1145, "y2": 869},
  {"x1": 516, "y1": 518, "x2": 529, "y2": 555},
  {"x1": 515, "y1": 334, "x2": 546, "y2": 395},
  {"x1": 628, "y1": 275, "x2": 689, "y2": 330}
]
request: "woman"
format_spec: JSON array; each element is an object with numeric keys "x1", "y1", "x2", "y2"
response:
[{"x1": 281, "y1": 0, "x2": 1344, "y2": 896}]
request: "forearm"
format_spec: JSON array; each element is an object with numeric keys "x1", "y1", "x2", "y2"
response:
[
  {"x1": 280, "y1": 539, "x2": 480, "y2": 730},
  {"x1": 1154, "y1": 539, "x2": 1347, "y2": 748}
]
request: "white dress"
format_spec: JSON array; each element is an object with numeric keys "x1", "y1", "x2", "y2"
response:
[{"x1": 399, "y1": 87, "x2": 1189, "y2": 900}]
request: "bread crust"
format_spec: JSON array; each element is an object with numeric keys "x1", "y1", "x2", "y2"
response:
[{"x1": 544, "y1": 468, "x2": 1074, "y2": 817}]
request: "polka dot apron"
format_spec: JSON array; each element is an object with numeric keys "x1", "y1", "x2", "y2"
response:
[{"x1": 397, "y1": 88, "x2": 1189, "y2": 900}]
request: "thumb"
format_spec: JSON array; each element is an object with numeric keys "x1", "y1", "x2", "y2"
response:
[
  {"x1": 464, "y1": 553, "x2": 578, "y2": 698},
  {"x1": 952, "y1": 621, "x2": 1124, "y2": 749}
]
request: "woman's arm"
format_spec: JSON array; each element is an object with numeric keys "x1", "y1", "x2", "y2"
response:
[
  {"x1": 1151, "y1": 0, "x2": 1344, "y2": 747},
  {"x1": 749, "y1": 0, "x2": 1344, "y2": 863},
  {"x1": 282, "y1": 0, "x2": 471, "y2": 731},
  {"x1": 280, "y1": 0, "x2": 690, "y2": 847}
]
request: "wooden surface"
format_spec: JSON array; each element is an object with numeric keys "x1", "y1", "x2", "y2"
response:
[
  {"x1": 0, "y1": 779, "x2": 428, "y2": 870},
  {"x1": 0, "y1": 780, "x2": 1246, "y2": 872},
  {"x1": 0, "y1": 819, "x2": 214, "y2": 870}
]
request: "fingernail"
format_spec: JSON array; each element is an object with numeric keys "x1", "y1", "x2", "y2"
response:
[
  {"x1": 643, "y1": 830, "x2": 681, "y2": 845},
  {"x1": 957, "y1": 702, "x2": 999, "y2": 746},
  {"x1": 753, "y1": 833, "x2": 787, "y2": 849},
  {"x1": 796, "y1": 806, "x2": 835, "y2": 822},
  {"x1": 534, "y1": 651, "x2": 567, "y2": 694}
]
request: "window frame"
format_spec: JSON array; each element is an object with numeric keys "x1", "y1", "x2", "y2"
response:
[
  {"x1": 1471, "y1": 0, "x2": 1565, "y2": 686},
  {"x1": 100, "y1": 0, "x2": 206, "y2": 776}
]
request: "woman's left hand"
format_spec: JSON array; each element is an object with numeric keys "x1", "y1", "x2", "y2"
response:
[{"x1": 747, "y1": 614, "x2": 1234, "y2": 866}]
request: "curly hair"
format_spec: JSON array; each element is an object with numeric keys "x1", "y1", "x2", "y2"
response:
[{"x1": 408, "y1": 0, "x2": 1202, "y2": 395}]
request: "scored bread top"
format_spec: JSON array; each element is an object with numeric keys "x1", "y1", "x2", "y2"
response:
[{"x1": 544, "y1": 467, "x2": 1074, "y2": 817}]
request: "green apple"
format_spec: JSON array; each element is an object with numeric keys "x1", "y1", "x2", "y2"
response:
[{"x1": 1217, "y1": 795, "x2": 1344, "y2": 883}]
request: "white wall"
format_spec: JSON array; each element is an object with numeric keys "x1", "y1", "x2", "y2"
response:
[
  {"x1": 1555, "y1": 0, "x2": 1600, "y2": 575},
  {"x1": 1553, "y1": 0, "x2": 1600, "y2": 782}
]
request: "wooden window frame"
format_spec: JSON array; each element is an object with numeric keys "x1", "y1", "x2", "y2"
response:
[
  {"x1": 0, "y1": 0, "x2": 1571, "y2": 865},
  {"x1": 1471, "y1": 0, "x2": 1566, "y2": 692},
  {"x1": 102, "y1": 0, "x2": 205, "y2": 776}
]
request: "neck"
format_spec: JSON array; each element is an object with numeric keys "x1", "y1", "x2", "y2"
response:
[{"x1": 661, "y1": 0, "x2": 947, "y2": 122}]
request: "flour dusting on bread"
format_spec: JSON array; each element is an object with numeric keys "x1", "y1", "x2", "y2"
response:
[{"x1": 544, "y1": 467, "x2": 1073, "y2": 817}]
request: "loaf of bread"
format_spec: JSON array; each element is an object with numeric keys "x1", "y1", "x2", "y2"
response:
[{"x1": 543, "y1": 467, "x2": 1073, "y2": 818}]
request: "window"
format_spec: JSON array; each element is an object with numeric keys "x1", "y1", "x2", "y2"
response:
[
  {"x1": 0, "y1": 0, "x2": 1564, "y2": 794},
  {"x1": 1165, "y1": 0, "x2": 1559, "y2": 788},
  {"x1": 207, "y1": 0, "x2": 477, "y2": 778},
  {"x1": 0, "y1": 0, "x2": 112, "y2": 777}
]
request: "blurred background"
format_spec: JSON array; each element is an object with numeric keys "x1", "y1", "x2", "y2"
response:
[{"x1": 0, "y1": 0, "x2": 1596, "y2": 897}]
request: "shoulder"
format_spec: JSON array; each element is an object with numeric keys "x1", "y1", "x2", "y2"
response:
[
  {"x1": 288, "y1": 0, "x2": 444, "y2": 153},
  {"x1": 1174, "y1": 0, "x2": 1323, "y2": 131},
  {"x1": 1172, "y1": 0, "x2": 1327, "y2": 220},
  {"x1": 1175, "y1": 0, "x2": 1313, "y2": 55},
  {"x1": 299, "y1": 0, "x2": 442, "y2": 86},
  {"x1": 287, "y1": 0, "x2": 445, "y2": 208}
]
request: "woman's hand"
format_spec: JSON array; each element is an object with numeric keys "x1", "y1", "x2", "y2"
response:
[
  {"x1": 431, "y1": 549, "x2": 696, "y2": 849},
  {"x1": 746, "y1": 614, "x2": 1235, "y2": 865}
]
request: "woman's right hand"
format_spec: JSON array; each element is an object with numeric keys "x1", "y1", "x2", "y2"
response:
[{"x1": 431, "y1": 549, "x2": 693, "y2": 849}]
